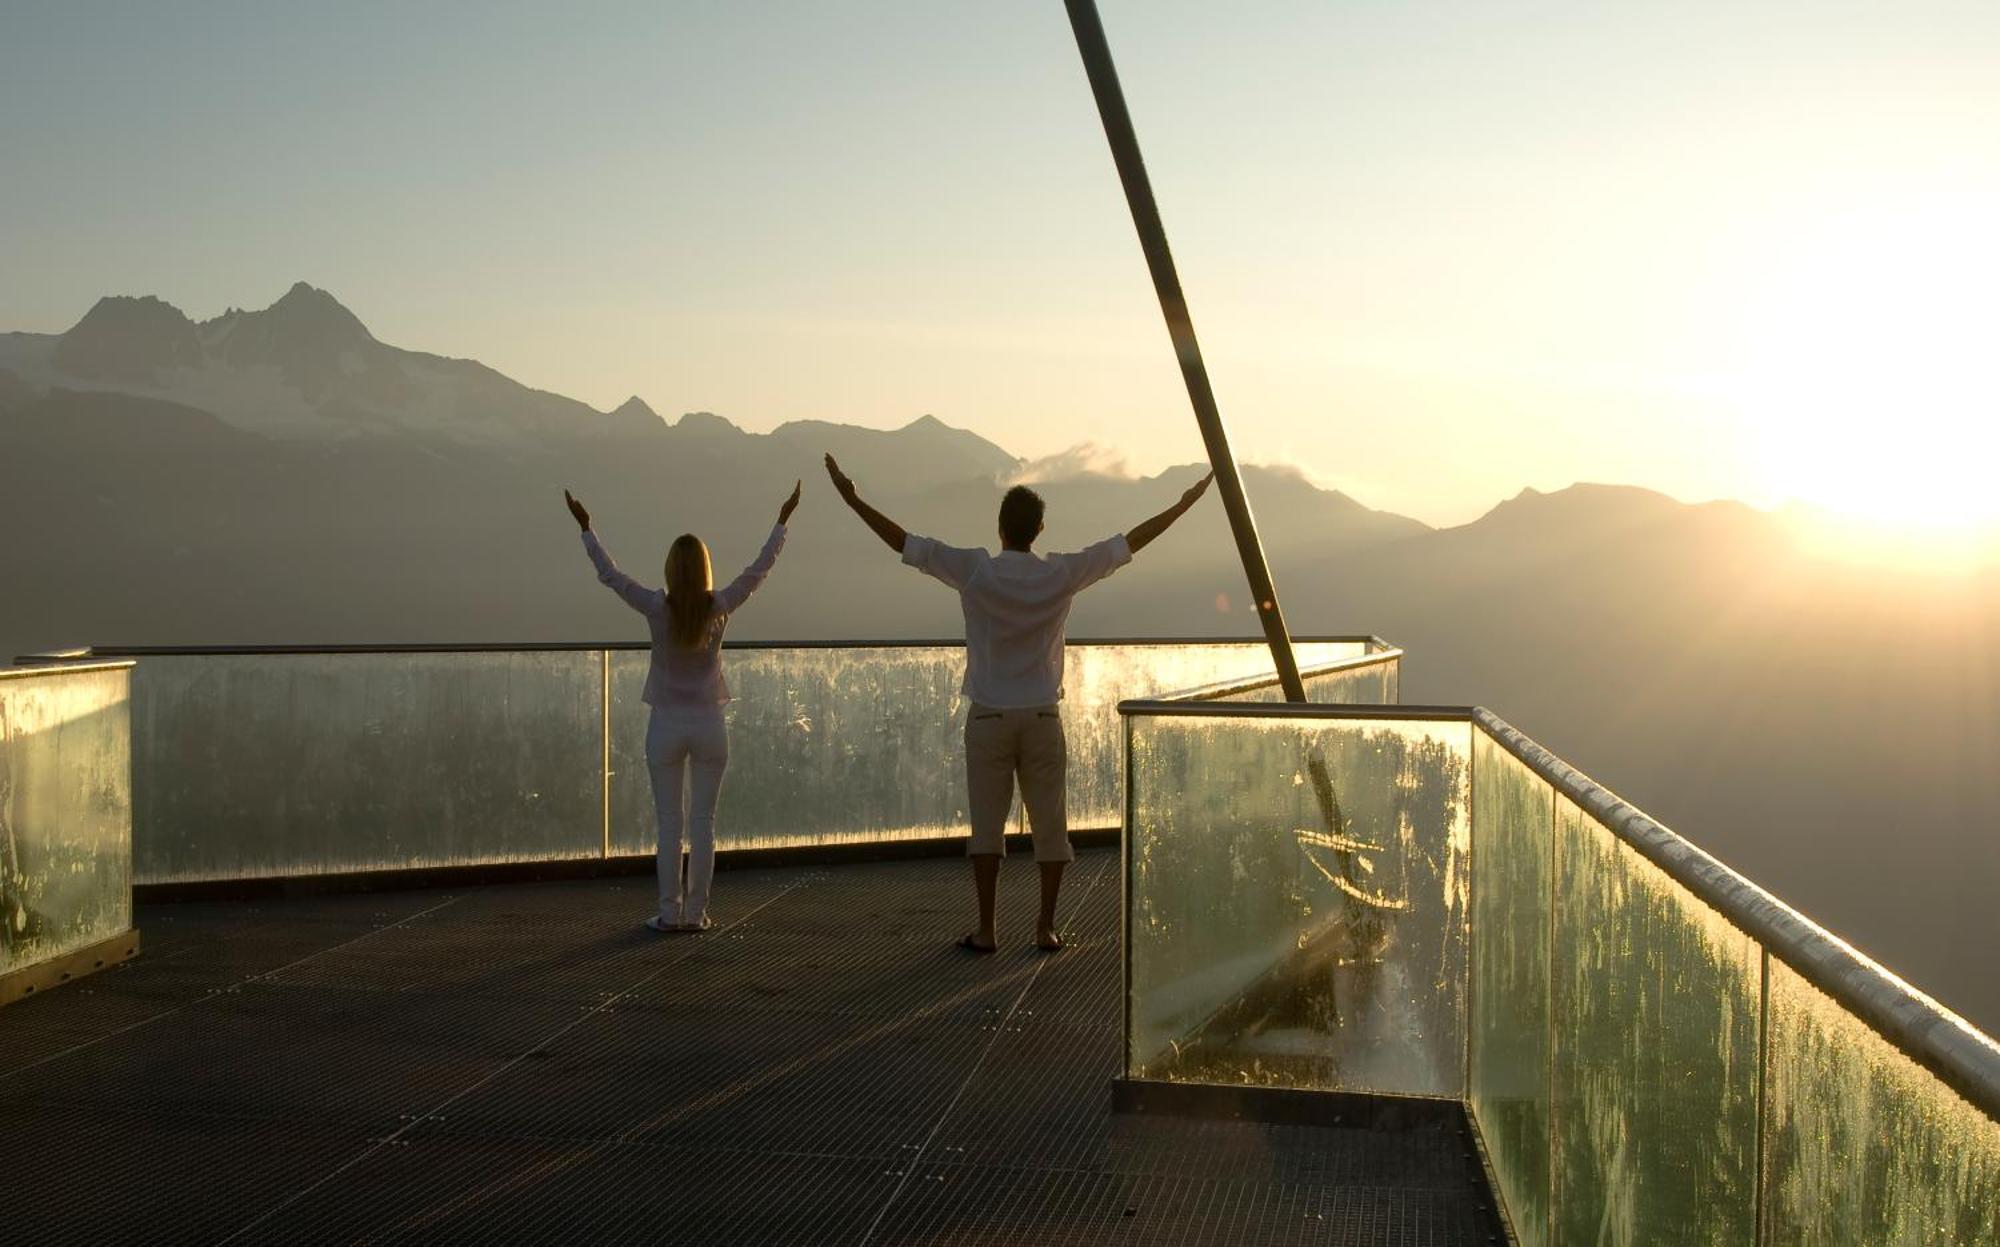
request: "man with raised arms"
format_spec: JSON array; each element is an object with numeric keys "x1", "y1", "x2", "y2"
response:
[{"x1": 825, "y1": 453, "x2": 1213, "y2": 952}]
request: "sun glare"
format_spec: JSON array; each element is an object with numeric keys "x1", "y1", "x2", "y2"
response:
[{"x1": 1728, "y1": 195, "x2": 2000, "y2": 563}]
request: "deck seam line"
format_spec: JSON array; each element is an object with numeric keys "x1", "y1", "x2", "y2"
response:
[
  {"x1": 0, "y1": 894, "x2": 465, "y2": 1084},
  {"x1": 855, "y1": 855, "x2": 1111, "y2": 1246},
  {"x1": 211, "y1": 878, "x2": 811, "y2": 1247}
]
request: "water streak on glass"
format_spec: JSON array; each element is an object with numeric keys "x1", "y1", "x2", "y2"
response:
[
  {"x1": 1467, "y1": 729, "x2": 1553, "y2": 1247},
  {"x1": 1549, "y1": 794, "x2": 1760, "y2": 1245},
  {"x1": 127, "y1": 653, "x2": 603, "y2": 883},
  {"x1": 1762, "y1": 959, "x2": 2000, "y2": 1245},
  {"x1": 1127, "y1": 713, "x2": 1470, "y2": 1097},
  {"x1": 0, "y1": 667, "x2": 132, "y2": 973}
]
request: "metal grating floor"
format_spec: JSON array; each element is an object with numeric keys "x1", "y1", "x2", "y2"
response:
[{"x1": 0, "y1": 850, "x2": 1499, "y2": 1245}]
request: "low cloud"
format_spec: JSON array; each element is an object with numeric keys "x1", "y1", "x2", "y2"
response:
[{"x1": 1005, "y1": 442, "x2": 1133, "y2": 485}]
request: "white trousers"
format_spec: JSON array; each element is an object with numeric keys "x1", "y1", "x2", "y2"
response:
[{"x1": 644, "y1": 704, "x2": 729, "y2": 924}]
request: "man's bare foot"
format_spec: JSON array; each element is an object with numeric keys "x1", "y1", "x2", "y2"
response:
[
  {"x1": 957, "y1": 932, "x2": 997, "y2": 954},
  {"x1": 1036, "y1": 931, "x2": 1065, "y2": 952}
]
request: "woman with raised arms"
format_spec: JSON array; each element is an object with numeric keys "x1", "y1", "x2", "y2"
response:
[{"x1": 564, "y1": 481, "x2": 799, "y2": 932}]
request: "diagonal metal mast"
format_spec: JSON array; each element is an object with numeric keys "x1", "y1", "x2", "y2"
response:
[{"x1": 1063, "y1": 0, "x2": 1307, "y2": 702}]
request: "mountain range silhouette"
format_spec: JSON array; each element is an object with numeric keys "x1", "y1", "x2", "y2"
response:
[{"x1": 2, "y1": 283, "x2": 1995, "y2": 1036}]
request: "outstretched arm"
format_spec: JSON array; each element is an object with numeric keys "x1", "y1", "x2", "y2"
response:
[
  {"x1": 565, "y1": 489, "x2": 662, "y2": 616},
  {"x1": 824, "y1": 454, "x2": 906, "y2": 554},
  {"x1": 1126, "y1": 472, "x2": 1214, "y2": 553},
  {"x1": 715, "y1": 481, "x2": 798, "y2": 614}
]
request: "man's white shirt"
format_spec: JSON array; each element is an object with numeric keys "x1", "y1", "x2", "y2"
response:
[{"x1": 901, "y1": 533, "x2": 1133, "y2": 709}]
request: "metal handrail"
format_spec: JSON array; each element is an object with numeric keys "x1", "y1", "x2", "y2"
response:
[
  {"x1": 1117, "y1": 695, "x2": 2000, "y2": 1123},
  {"x1": 1475, "y1": 707, "x2": 2000, "y2": 1124},
  {"x1": 15, "y1": 636, "x2": 1391, "y2": 662},
  {"x1": 1123, "y1": 699, "x2": 1465, "y2": 721}
]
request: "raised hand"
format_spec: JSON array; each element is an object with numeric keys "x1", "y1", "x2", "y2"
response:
[
  {"x1": 824, "y1": 452, "x2": 907, "y2": 553},
  {"x1": 1180, "y1": 471, "x2": 1215, "y2": 509},
  {"x1": 824, "y1": 453, "x2": 855, "y2": 501},
  {"x1": 1127, "y1": 471, "x2": 1216, "y2": 554},
  {"x1": 778, "y1": 479, "x2": 802, "y2": 525},
  {"x1": 564, "y1": 489, "x2": 591, "y2": 532}
]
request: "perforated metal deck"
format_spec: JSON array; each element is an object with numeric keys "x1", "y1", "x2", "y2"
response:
[{"x1": 0, "y1": 850, "x2": 1499, "y2": 1244}]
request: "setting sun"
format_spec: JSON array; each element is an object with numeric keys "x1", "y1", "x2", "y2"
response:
[{"x1": 1728, "y1": 193, "x2": 2000, "y2": 553}]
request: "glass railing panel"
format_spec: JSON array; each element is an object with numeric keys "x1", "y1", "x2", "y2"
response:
[
  {"x1": 608, "y1": 641, "x2": 1366, "y2": 854},
  {"x1": 0, "y1": 666, "x2": 132, "y2": 974},
  {"x1": 1180, "y1": 652, "x2": 1399, "y2": 705},
  {"x1": 97, "y1": 640, "x2": 1376, "y2": 879},
  {"x1": 608, "y1": 646, "x2": 970, "y2": 853},
  {"x1": 1126, "y1": 711, "x2": 1471, "y2": 1096},
  {"x1": 1762, "y1": 959, "x2": 2000, "y2": 1245},
  {"x1": 1549, "y1": 793, "x2": 1760, "y2": 1244},
  {"x1": 1304, "y1": 657, "x2": 1397, "y2": 705},
  {"x1": 1468, "y1": 729, "x2": 1553, "y2": 1247},
  {"x1": 1293, "y1": 641, "x2": 1374, "y2": 669},
  {"x1": 1061, "y1": 641, "x2": 1366, "y2": 824},
  {"x1": 128, "y1": 653, "x2": 604, "y2": 882}
]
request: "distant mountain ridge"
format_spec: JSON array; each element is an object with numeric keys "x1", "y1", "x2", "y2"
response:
[
  {"x1": 0, "y1": 280, "x2": 1434, "y2": 658},
  {"x1": 51, "y1": 294, "x2": 207, "y2": 383},
  {"x1": 2, "y1": 281, "x2": 1997, "y2": 1039},
  {"x1": 1, "y1": 282, "x2": 661, "y2": 448},
  {"x1": 0, "y1": 283, "x2": 1045, "y2": 489}
]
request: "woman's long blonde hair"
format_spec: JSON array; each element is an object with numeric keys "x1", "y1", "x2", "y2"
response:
[{"x1": 664, "y1": 533, "x2": 716, "y2": 649}]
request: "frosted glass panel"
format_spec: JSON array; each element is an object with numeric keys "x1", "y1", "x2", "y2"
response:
[
  {"x1": 1549, "y1": 795, "x2": 1760, "y2": 1245},
  {"x1": 129, "y1": 653, "x2": 603, "y2": 883},
  {"x1": 608, "y1": 642, "x2": 1364, "y2": 854},
  {"x1": 609, "y1": 646, "x2": 969, "y2": 854},
  {"x1": 1763, "y1": 961, "x2": 2000, "y2": 1245},
  {"x1": 1306, "y1": 658, "x2": 1397, "y2": 706},
  {"x1": 111, "y1": 641, "x2": 1372, "y2": 881},
  {"x1": 1293, "y1": 642, "x2": 1371, "y2": 668},
  {"x1": 1063, "y1": 641, "x2": 1365, "y2": 827},
  {"x1": 0, "y1": 667, "x2": 132, "y2": 973},
  {"x1": 1126, "y1": 713, "x2": 1470, "y2": 1097},
  {"x1": 1468, "y1": 730, "x2": 1552, "y2": 1247},
  {"x1": 1225, "y1": 656, "x2": 1400, "y2": 706}
]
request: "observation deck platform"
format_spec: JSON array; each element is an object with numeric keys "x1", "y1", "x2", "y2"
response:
[{"x1": 0, "y1": 849, "x2": 1497, "y2": 1245}]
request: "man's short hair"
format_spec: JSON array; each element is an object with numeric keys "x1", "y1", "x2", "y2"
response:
[{"x1": 998, "y1": 485, "x2": 1045, "y2": 548}]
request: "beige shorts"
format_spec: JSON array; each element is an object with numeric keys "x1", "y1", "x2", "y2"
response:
[{"x1": 964, "y1": 704, "x2": 1072, "y2": 862}]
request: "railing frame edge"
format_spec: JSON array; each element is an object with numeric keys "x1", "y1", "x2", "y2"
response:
[{"x1": 1473, "y1": 706, "x2": 2000, "y2": 1124}]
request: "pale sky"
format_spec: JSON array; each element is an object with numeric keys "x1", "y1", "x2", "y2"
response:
[{"x1": 4, "y1": 1, "x2": 1998, "y2": 529}]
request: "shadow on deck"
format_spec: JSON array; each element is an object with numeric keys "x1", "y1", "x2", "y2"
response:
[{"x1": 0, "y1": 849, "x2": 1497, "y2": 1245}]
